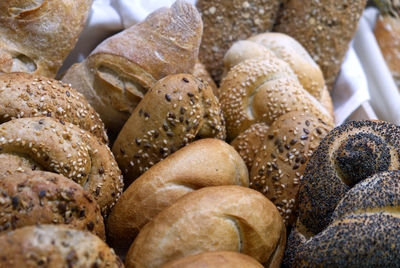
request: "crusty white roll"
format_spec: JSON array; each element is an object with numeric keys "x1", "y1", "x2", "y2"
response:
[
  {"x1": 107, "y1": 138, "x2": 249, "y2": 251},
  {"x1": 161, "y1": 251, "x2": 264, "y2": 268},
  {"x1": 112, "y1": 74, "x2": 226, "y2": 185},
  {"x1": 0, "y1": 225, "x2": 122, "y2": 267},
  {"x1": 125, "y1": 186, "x2": 285, "y2": 268}
]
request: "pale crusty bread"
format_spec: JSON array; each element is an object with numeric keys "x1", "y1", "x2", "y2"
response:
[
  {"x1": 0, "y1": 225, "x2": 122, "y2": 267},
  {"x1": 161, "y1": 251, "x2": 264, "y2": 268},
  {"x1": 0, "y1": 117, "x2": 123, "y2": 216},
  {"x1": 0, "y1": 0, "x2": 92, "y2": 78},
  {"x1": 0, "y1": 72, "x2": 108, "y2": 143},
  {"x1": 0, "y1": 171, "x2": 105, "y2": 240},
  {"x1": 125, "y1": 186, "x2": 285, "y2": 268},
  {"x1": 107, "y1": 138, "x2": 248, "y2": 252}
]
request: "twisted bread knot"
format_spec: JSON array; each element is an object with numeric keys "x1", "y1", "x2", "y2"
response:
[
  {"x1": 0, "y1": 117, "x2": 123, "y2": 216},
  {"x1": 285, "y1": 170, "x2": 400, "y2": 267},
  {"x1": 113, "y1": 74, "x2": 226, "y2": 186},
  {"x1": 125, "y1": 186, "x2": 285, "y2": 268},
  {"x1": 296, "y1": 120, "x2": 400, "y2": 236}
]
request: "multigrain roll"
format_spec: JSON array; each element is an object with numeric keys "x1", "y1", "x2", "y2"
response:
[
  {"x1": 113, "y1": 74, "x2": 225, "y2": 185},
  {"x1": 107, "y1": 139, "x2": 249, "y2": 252},
  {"x1": 0, "y1": 117, "x2": 123, "y2": 216},
  {"x1": 296, "y1": 120, "x2": 400, "y2": 236},
  {"x1": 274, "y1": 0, "x2": 367, "y2": 90},
  {"x1": 0, "y1": 72, "x2": 108, "y2": 143},
  {"x1": 0, "y1": 171, "x2": 105, "y2": 240},
  {"x1": 250, "y1": 111, "x2": 332, "y2": 226},
  {"x1": 0, "y1": 0, "x2": 93, "y2": 78},
  {"x1": 0, "y1": 225, "x2": 123, "y2": 267},
  {"x1": 161, "y1": 251, "x2": 264, "y2": 268},
  {"x1": 125, "y1": 186, "x2": 286, "y2": 268},
  {"x1": 196, "y1": 0, "x2": 282, "y2": 83},
  {"x1": 285, "y1": 171, "x2": 400, "y2": 267},
  {"x1": 192, "y1": 60, "x2": 218, "y2": 96}
]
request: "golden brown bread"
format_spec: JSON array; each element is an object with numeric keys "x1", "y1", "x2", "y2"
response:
[
  {"x1": 0, "y1": 117, "x2": 123, "y2": 216},
  {"x1": 107, "y1": 138, "x2": 248, "y2": 252},
  {"x1": 0, "y1": 72, "x2": 108, "y2": 143},
  {"x1": 112, "y1": 74, "x2": 226, "y2": 185},
  {"x1": 62, "y1": 0, "x2": 203, "y2": 136},
  {"x1": 161, "y1": 251, "x2": 264, "y2": 268},
  {"x1": 219, "y1": 54, "x2": 334, "y2": 141},
  {"x1": 0, "y1": 171, "x2": 105, "y2": 239},
  {"x1": 0, "y1": 224, "x2": 123, "y2": 267},
  {"x1": 274, "y1": 0, "x2": 367, "y2": 90},
  {"x1": 192, "y1": 59, "x2": 218, "y2": 96},
  {"x1": 125, "y1": 186, "x2": 285, "y2": 268},
  {"x1": 250, "y1": 111, "x2": 332, "y2": 226},
  {"x1": 0, "y1": 0, "x2": 93, "y2": 78},
  {"x1": 196, "y1": 0, "x2": 282, "y2": 83}
]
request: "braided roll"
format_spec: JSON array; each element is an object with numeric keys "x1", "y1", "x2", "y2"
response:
[
  {"x1": 295, "y1": 120, "x2": 400, "y2": 236},
  {"x1": 0, "y1": 72, "x2": 108, "y2": 143},
  {"x1": 126, "y1": 186, "x2": 285, "y2": 268},
  {"x1": 285, "y1": 170, "x2": 400, "y2": 267},
  {"x1": 0, "y1": 225, "x2": 122, "y2": 267},
  {"x1": 107, "y1": 138, "x2": 248, "y2": 252},
  {"x1": 113, "y1": 74, "x2": 225, "y2": 185},
  {"x1": 0, "y1": 117, "x2": 123, "y2": 216},
  {"x1": 0, "y1": 171, "x2": 105, "y2": 240}
]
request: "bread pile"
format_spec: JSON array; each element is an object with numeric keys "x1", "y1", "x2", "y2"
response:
[{"x1": 0, "y1": 0, "x2": 381, "y2": 267}]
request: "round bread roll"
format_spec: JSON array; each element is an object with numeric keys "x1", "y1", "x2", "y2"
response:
[
  {"x1": 125, "y1": 186, "x2": 285, "y2": 268},
  {"x1": 250, "y1": 111, "x2": 332, "y2": 226},
  {"x1": 0, "y1": 224, "x2": 122, "y2": 267},
  {"x1": 0, "y1": 117, "x2": 123, "y2": 216},
  {"x1": 296, "y1": 120, "x2": 400, "y2": 236},
  {"x1": 285, "y1": 171, "x2": 400, "y2": 267},
  {"x1": 107, "y1": 138, "x2": 249, "y2": 252},
  {"x1": 192, "y1": 60, "x2": 218, "y2": 97},
  {"x1": 0, "y1": 171, "x2": 105, "y2": 239},
  {"x1": 161, "y1": 251, "x2": 264, "y2": 268},
  {"x1": 0, "y1": 72, "x2": 108, "y2": 143},
  {"x1": 219, "y1": 54, "x2": 334, "y2": 141},
  {"x1": 113, "y1": 74, "x2": 226, "y2": 186}
]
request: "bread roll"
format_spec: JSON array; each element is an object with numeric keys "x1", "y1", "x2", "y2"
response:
[
  {"x1": 219, "y1": 54, "x2": 334, "y2": 141},
  {"x1": 0, "y1": 0, "x2": 92, "y2": 78},
  {"x1": 0, "y1": 117, "x2": 123, "y2": 216},
  {"x1": 113, "y1": 74, "x2": 226, "y2": 185},
  {"x1": 296, "y1": 120, "x2": 400, "y2": 236},
  {"x1": 125, "y1": 186, "x2": 285, "y2": 268},
  {"x1": 0, "y1": 225, "x2": 122, "y2": 267},
  {"x1": 192, "y1": 60, "x2": 218, "y2": 96},
  {"x1": 62, "y1": 0, "x2": 202, "y2": 136},
  {"x1": 285, "y1": 171, "x2": 400, "y2": 267},
  {"x1": 274, "y1": 0, "x2": 367, "y2": 89},
  {"x1": 161, "y1": 251, "x2": 264, "y2": 268},
  {"x1": 0, "y1": 171, "x2": 105, "y2": 240},
  {"x1": 250, "y1": 111, "x2": 332, "y2": 226},
  {"x1": 196, "y1": 0, "x2": 282, "y2": 83},
  {"x1": 0, "y1": 72, "x2": 108, "y2": 143},
  {"x1": 107, "y1": 139, "x2": 248, "y2": 251}
]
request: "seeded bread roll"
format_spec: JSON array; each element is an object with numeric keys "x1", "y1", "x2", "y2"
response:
[
  {"x1": 274, "y1": 0, "x2": 367, "y2": 90},
  {"x1": 250, "y1": 111, "x2": 332, "y2": 226},
  {"x1": 192, "y1": 60, "x2": 218, "y2": 97},
  {"x1": 62, "y1": 0, "x2": 202, "y2": 137},
  {"x1": 0, "y1": 0, "x2": 92, "y2": 78},
  {"x1": 0, "y1": 72, "x2": 108, "y2": 143},
  {"x1": 113, "y1": 74, "x2": 226, "y2": 185},
  {"x1": 161, "y1": 251, "x2": 264, "y2": 268},
  {"x1": 0, "y1": 225, "x2": 122, "y2": 267},
  {"x1": 0, "y1": 117, "x2": 123, "y2": 216},
  {"x1": 196, "y1": 0, "x2": 282, "y2": 83},
  {"x1": 285, "y1": 171, "x2": 400, "y2": 267},
  {"x1": 126, "y1": 186, "x2": 285, "y2": 268},
  {"x1": 219, "y1": 54, "x2": 334, "y2": 141},
  {"x1": 295, "y1": 120, "x2": 400, "y2": 236},
  {"x1": 107, "y1": 138, "x2": 248, "y2": 252},
  {"x1": 0, "y1": 171, "x2": 105, "y2": 239}
]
